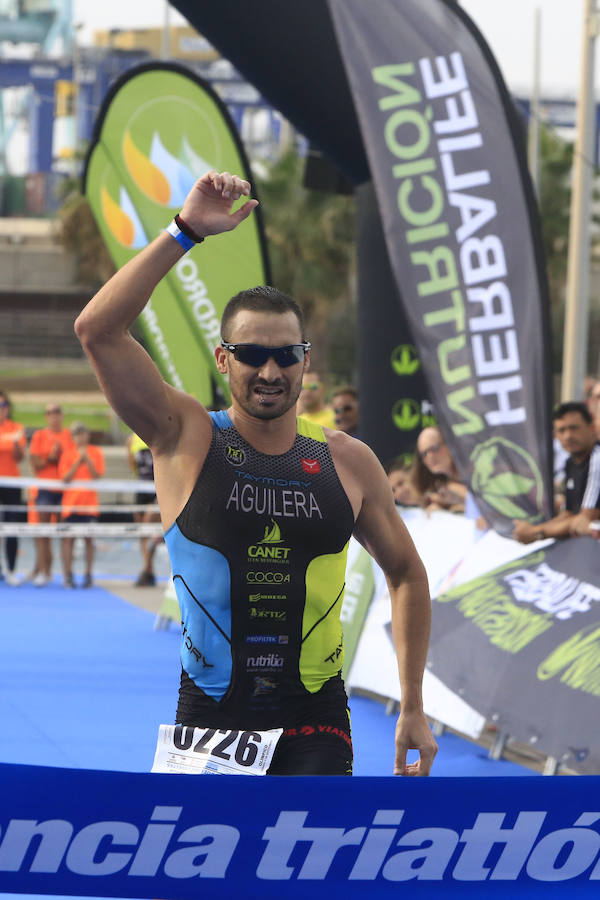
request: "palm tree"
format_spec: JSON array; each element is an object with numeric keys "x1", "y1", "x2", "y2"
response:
[{"x1": 254, "y1": 149, "x2": 356, "y2": 379}]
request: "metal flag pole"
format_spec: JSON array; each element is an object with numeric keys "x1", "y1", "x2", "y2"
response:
[
  {"x1": 562, "y1": 0, "x2": 598, "y2": 400},
  {"x1": 527, "y1": 7, "x2": 542, "y2": 195}
]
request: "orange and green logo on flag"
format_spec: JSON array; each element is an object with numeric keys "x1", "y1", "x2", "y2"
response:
[{"x1": 84, "y1": 61, "x2": 270, "y2": 405}]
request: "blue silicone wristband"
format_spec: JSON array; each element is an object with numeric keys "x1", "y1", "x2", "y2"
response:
[{"x1": 165, "y1": 219, "x2": 194, "y2": 252}]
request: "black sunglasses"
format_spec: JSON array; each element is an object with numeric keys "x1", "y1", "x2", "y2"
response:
[
  {"x1": 334, "y1": 404, "x2": 355, "y2": 415},
  {"x1": 221, "y1": 341, "x2": 311, "y2": 368}
]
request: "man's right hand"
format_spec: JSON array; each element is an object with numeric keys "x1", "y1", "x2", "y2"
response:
[{"x1": 179, "y1": 171, "x2": 258, "y2": 240}]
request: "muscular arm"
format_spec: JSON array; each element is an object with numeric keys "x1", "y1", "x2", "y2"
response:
[
  {"x1": 74, "y1": 171, "x2": 258, "y2": 454},
  {"x1": 75, "y1": 234, "x2": 186, "y2": 451},
  {"x1": 339, "y1": 438, "x2": 438, "y2": 775}
]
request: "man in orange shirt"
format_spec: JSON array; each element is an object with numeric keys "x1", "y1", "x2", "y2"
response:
[
  {"x1": 58, "y1": 422, "x2": 104, "y2": 589},
  {"x1": 29, "y1": 402, "x2": 73, "y2": 586},
  {"x1": 0, "y1": 390, "x2": 27, "y2": 585}
]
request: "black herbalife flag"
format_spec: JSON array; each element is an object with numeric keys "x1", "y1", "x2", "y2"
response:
[
  {"x1": 357, "y1": 181, "x2": 433, "y2": 465},
  {"x1": 428, "y1": 538, "x2": 600, "y2": 774},
  {"x1": 328, "y1": 0, "x2": 554, "y2": 535}
]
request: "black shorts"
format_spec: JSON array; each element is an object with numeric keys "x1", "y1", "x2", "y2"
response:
[
  {"x1": 267, "y1": 722, "x2": 353, "y2": 775},
  {"x1": 36, "y1": 488, "x2": 63, "y2": 508},
  {"x1": 64, "y1": 513, "x2": 95, "y2": 525},
  {"x1": 176, "y1": 670, "x2": 353, "y2": 776},
  {"x1": 135, "y1": 491, "x2": 157, "y2": 506}
]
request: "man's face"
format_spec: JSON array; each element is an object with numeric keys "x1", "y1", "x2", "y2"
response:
[
  {"x1": 416, "y1": 427, "x2": 454, "y2": 476},
  {"x1": 333, "y1": 392, "x2": 358, "y2": 434},
  {"x1": 45, "y1": 405, "x2": 63, "y2": 431},
  {"x1": 554, "y1": 412, "x2": 596, "y2": 457},
  {"x1": 216, "y1": 310, "x2": 308, "y2": 421},
  {"x1": 300, "y1": 373, "x2": 324, "y2": 412}
]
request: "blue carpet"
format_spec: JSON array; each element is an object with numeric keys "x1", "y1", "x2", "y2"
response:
[
  {"x1": 0, "y1": 581, "x2": 535, "y2": 900},
  {"x1": 0, "y1": 581, "x2": 533, "y2": 777}
]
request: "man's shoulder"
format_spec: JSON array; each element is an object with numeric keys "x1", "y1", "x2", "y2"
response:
[
  {"x1": 567, "y1": 445, "x2": 600, "y2": 469},
  {"x1": 326, "y1": 428, "x2": 375, "y2": 470}
]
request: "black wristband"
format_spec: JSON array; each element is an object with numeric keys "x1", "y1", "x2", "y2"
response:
[{"x1": 174, "y1": 213, "x2": 204, "y2": 243}]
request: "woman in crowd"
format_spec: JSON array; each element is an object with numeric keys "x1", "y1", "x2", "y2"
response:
[
  {"x1": 386, "y1": 457, "x2": 424, "y2": 508},
  {"x1": 411, "y1": 426, "x2": 467, "y2": 514}
]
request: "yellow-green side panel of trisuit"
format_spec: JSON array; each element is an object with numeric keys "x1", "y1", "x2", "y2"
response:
[
  {"x1": 296, "y1": 417, "x2": 327, "y2": 442},
  {"x1": 300, "y1": 543, "x2": 349, "y2": 692}
]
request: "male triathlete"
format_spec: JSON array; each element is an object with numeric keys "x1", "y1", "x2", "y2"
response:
[{"x1": 75, "y1": 171, "x2": 437, "y2": 776}]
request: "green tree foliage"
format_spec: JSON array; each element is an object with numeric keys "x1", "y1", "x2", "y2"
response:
[
  {"x1": 253, "y1": 149, "x2": 357, "y2": 381},
  {"x1": 536, "y1": 126, "x2": 573, "y2": 371},
  {"x1": 58, "y1": 189, "x2": 115, "y2": 288}
]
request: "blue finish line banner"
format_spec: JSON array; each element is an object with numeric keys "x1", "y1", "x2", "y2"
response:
[{"x1": 1, "y1": 764, "x2": 600, "y2": 897}]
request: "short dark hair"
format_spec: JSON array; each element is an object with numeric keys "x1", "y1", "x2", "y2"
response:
[
  {"x1": 332, "y1": 385, "x2": 358, "y2": 402},
  {"x1": 552, "y1": 401, "x2": 592, "y2": 424},
  {"x1": 221, "y1": 286, "x2": 306, "y2": 341}
]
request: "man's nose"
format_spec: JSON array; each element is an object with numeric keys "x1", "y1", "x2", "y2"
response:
[{"x1": 256, "y1": 356, "x2": 282, "y2": 380}]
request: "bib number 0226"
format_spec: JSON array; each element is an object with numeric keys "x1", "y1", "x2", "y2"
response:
[{"x1": 151, "y1": 723, "x2": 283, "y2": 775}]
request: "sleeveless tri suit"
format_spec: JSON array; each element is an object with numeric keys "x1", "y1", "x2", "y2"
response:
[{"x1": 164, "y1": 410, "x2": 356, "y2": 773}]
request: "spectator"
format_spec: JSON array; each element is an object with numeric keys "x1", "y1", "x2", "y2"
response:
[
  {"x1": 28, "y1": 402, "x2": 73, "y2": 586},
  {"x1": 332, "y1": 386, "x2": 359, "y2": 437},
  {"x1": 385, "y1": 457, "x2": 423, "y2": 507},
  {"x1": 413, "y1": 426, "x2": 467, "y2": 513},
  {"x1": 0, "y1": 390, "x2": 26, "y2": 585},
  {"x1": 587, "y1": 380, "x2": 600, "y2": 441},
  {"x1": 584, "y1": 374, "x2": 598, "y2": 410},
  {"x1": 127, "y1": 432, "x2": 161, "y2": 587},
  {"x1": 296, "y1": 371, "x2": 336, "y2": 428},
  {"x1": 513, "y1": 401, "x2": 600, "y2": 543},
  {"x1": 58, "y1": 422, "x2": 105, "y2": 588}
]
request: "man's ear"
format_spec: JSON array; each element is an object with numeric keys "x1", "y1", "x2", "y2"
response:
[
  {"x1": 215, "y1": 345, "x2": 228, "y2": 374},
  {"x1": 303, "y1": 351, "x2": 311, "y2": 373}
]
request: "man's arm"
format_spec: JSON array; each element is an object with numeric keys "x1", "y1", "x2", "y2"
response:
[
  {"x1": 60, "y1": 460, "x2": 81, "y2": 484},
  {"x1": 512, "y1": 511, "x2": 573, "y2": 544},
  {"x1": 570, "y1": 507, "x2": 600, "y2": 535},
  {"x1": 74, "y1": 171, "x2": 257, "y2": 452},
  {"x1": 81, "y1": 449, "x2": 102, "y2": 480},
  {"x1": 346, "y1": 440, "x2": 438, "y2": 775}
]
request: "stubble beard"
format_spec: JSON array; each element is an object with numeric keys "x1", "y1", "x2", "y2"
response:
[{"x1": 232, "y1": 376, "x2": 303, "y2": 421}]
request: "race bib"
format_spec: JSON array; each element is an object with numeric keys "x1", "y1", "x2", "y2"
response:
[{"x1": 151, "y1": 724, "x2": 283, "y2": 775}]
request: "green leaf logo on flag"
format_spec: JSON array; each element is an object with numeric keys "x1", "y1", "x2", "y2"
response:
[
  {"x1": 391, "y1": 398, "x2": 421, "y2": 432},
  {"x1": 470, "y1": 437, "x2": 544, "y2": 521},
  {"x1": 390, "y1": 343, "x2": 420, "y2": 376}
]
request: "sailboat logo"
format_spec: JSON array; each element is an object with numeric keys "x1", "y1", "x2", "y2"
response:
[
  {"x1": 259, "y1": 520, "x2": 283, "y2": 544},
  {"x1": 248, "y1": 520, "x2": 291, "y2": 562}
]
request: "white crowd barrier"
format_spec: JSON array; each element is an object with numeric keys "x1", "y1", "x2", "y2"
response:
[
  {"x1": 0, "y1": 523, "x2": 164, "y2": 537},
  {"x1": 0, "y1": 475, "x2": 156, "y2": 492},
  {"x1": 346, "y1": 507, "x2": 551, "y2": 739}
]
